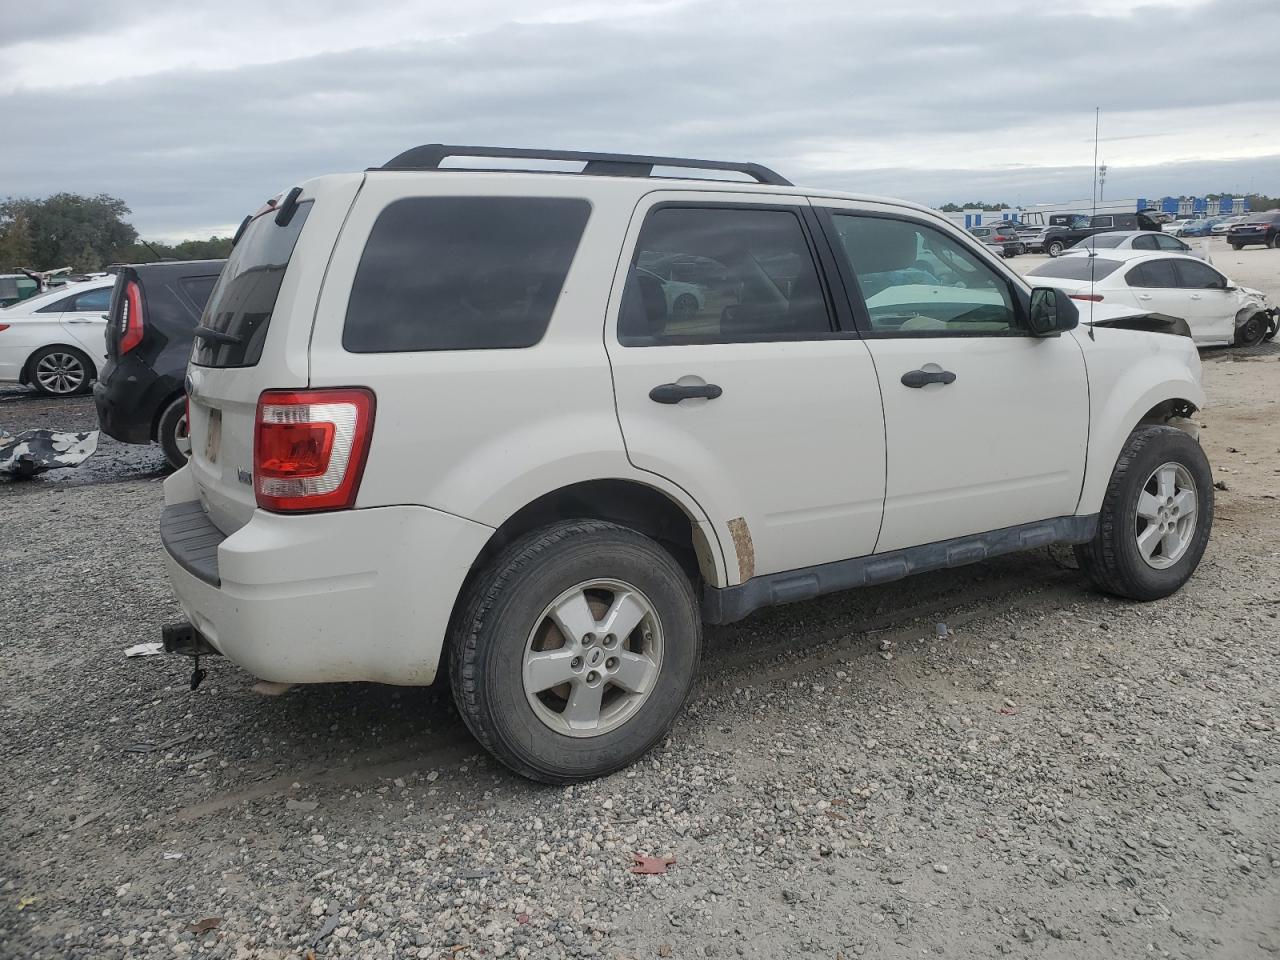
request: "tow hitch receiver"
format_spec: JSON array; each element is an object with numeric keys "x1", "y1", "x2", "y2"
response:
[{"x1": 160, "y1": 621, "x2": 220, "y2": 690}]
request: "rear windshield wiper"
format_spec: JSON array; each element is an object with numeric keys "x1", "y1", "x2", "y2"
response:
[{"x1": 193, "y1": 325, "x2": 244, "y2": 346}]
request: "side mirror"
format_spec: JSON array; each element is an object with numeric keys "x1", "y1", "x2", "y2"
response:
[{"x1": 1028, "y1": 287, "x2": 1080, "y2": 336}]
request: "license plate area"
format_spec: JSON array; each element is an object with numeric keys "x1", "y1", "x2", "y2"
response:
[{"x1": 204, "y1": 408, "x2": 222, "y2": 464}]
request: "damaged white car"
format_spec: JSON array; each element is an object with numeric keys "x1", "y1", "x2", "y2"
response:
[
  {"x1": 1026, "y1": 251, "x2": 1275, "y2": 348},
  {"x1": 159, "y1": 145, "x2": 1217, "y2": 783}
]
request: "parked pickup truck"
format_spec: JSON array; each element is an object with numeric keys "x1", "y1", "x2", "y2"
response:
[{"x1": 1026, "y1": 212, "x2": 1163, "y2": 257}]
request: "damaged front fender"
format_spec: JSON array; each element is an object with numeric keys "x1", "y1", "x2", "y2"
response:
[{"x1": 1087, "y1": 311, "x2": 1194, "y2": 340}]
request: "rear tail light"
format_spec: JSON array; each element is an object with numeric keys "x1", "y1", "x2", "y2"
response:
[
  {"x1": 119, "y1": 280, "x2": 144, "y2": 354},
  {"x1": 1070, "y1": 293, "x2": 1105, "y2": 302},
  {"x1": 0, "y1": 324, "x2": 9, "y2": 333},
  {"x1": 253, "y1": 388, "x2": 375, "y2": 512}
]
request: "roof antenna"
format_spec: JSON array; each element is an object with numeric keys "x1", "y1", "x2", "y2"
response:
[{"x1": 1087, "y1": 106, "x2": 1100, "y2": 340}]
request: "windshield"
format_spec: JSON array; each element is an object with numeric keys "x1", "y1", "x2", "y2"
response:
[
  {"x1": 1027, "y1": 258, "x2": 1123, "y2": 280},
  {"x1": 192, "y1": 202, "x2": 312, "y2": 367}
]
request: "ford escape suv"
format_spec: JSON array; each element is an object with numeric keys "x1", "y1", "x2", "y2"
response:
[{"x1": 161, "y1": 145, "x2": 1212, "y2": 783}]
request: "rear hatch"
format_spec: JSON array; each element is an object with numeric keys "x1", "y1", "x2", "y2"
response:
[{"x1": 184, "y1": 175, "x2": 363, "y2": 534}]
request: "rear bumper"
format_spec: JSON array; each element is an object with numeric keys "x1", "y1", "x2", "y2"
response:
[
  {"x1": 93, "y1": 356, "x2": 178, "y2": 445},
  {"x1": 161, "y1": 468, "x2": 494, "y2": 685},
  {"x1": 1227, "y1": 233, "x2": 1268, "y2": 244}
]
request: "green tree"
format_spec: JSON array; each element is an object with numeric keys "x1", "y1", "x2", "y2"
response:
[
  {"x1": 0, "y1": 193, "x2": 137, "y2": 271},
  {"x1": 0, "y1": 208, "x2": 35, "y2": 271}
]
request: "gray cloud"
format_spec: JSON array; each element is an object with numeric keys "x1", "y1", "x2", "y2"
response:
[{"x1": 3, "y1": 0, "x2": 1277, "y2": 238}]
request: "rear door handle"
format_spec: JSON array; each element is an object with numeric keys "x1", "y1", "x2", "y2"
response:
[
  {"x1": 649, "y1": 382, "x2": 723, "y2": 404},
  {"x1": 1137, "y1": 294, "x2": 1152, "y2": 300},
  {"x1": 900, "y1": 369, "x2": 957, "y2": 389},
  {"x1": 1190, "y1": 294, "x2": 1202, "y2": 300}
]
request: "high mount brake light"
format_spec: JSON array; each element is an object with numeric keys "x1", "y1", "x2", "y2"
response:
[
  {"x1": 254, "y1": 388, "x2": 376, "y2": 512},
  {"x1": 119, "y1": 280, "x2": 144, "y2": 354}
]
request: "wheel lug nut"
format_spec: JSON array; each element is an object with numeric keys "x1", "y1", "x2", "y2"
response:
[
  {"x1": 603, "y1": 634, "x2": 617, "y2": 648},
  {"x1": 606, "y1": 657, "x2": 618, "y2": 671},
  {"x1": 571, "y1": 656, "x2": 583, "y2": 670},
  {"x1": 583, "y1": 633, "x2": 595, "y2": 646},
  {"x1": 587, "y1": 670, "x2": 599, "y2": 683}
]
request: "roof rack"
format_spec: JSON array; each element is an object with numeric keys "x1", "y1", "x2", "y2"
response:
[{"x1": 376, "y1": 144, "x2": 792, "y2": 186}]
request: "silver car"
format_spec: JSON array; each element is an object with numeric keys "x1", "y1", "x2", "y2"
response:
[{"x1": 1066, "y1": 230, "x2": 1212, "y2": 264}]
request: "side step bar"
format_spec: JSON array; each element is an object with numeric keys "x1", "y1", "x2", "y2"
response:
[{"x1": 703, "y1": 514, "x2": 1098, "y2": 625}]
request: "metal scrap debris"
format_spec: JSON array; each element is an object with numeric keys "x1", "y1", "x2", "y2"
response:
[
  {"x1": 631, "y1": 853, "x2": 676, "y2": 875},
  {"x1": 0, "y1": 429, "x2": 98, "y2": 478}
]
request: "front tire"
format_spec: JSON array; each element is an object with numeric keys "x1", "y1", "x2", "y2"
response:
[
  {"x1": 449, "y1": 520, "x2": 702, "y2": 783},
  {"x1": 1235, "y1": 312, "x2": 1268, "y2": 348},
  {"x1": 157, "y1": 396, "x2": 191, "y2": 471},
  {"x1": 29, "y1": 346, "x2": 94, "y2": 397},
  {"x1": 1269, "y1": 234, "x2": 1280, "y2": 249},
  {"x1": 1074, "y1": 426, "x2": 1213, "y2": 601},
  {"x1": 1230, "y1": 243, "x2": 1242, "y2": 251}
]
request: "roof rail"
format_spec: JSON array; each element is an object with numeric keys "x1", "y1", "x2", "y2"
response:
[{"x1": 375, "y1": 144, "x2": 792, "y2": 186}]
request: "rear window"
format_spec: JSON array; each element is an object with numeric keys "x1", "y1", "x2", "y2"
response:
[
  {"x1": 342, "y1": 196, "x2": 591, "y2": 353},
  {"x1": 1081, "y1": 235, "x2": 1123, "y2": 248},
  {"x1": 1026, "y1": 257, "x2": 1123, "y2": 280},
  {"x1": 193, "y1": 202, "x2": 312, "y2": 367}
]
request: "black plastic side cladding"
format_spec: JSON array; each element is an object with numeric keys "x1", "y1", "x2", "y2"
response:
[{"x1": 703, "y1": 515, "x2": 1099, "y2": 624}]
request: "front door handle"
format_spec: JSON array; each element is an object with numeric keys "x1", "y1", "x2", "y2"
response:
[
  {"x1": 649, "y1": 382, "x2": 723, "y2": 404},
  {"x1": 1137, "y1": 294, "x2": 1152, "y2": 300},
  {"x1": 900, "y1": 369, "x2": 957, "y2": 389}
]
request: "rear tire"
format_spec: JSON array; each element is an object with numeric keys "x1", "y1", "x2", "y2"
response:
[
  {"x1": 1047, "y1": 239, "x2": 1065, "y2": 257},
  {"x1": 449, "y1": 519, "x2": 702, "y2": 783},
  {"x1": 157, "y1": 396, "x2": 191, "y2": 471},
  {"x1": 29, "y1": 346, "x2": 94, "y2": 397},
  {"x1": 1230, "y1": 243, "x2": 1242, "y2": 251},
  {"x1": 1074, "y1": 426, "x2": 1213, "y2": 601},
  {"x1": 1269, "y1": 234, "x2": 1280, "y2": 249}
]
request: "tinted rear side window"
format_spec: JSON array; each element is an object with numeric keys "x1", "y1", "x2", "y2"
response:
[
  {"x1": 343, "y1": 196, "x2": 591, "y2": 353},
  {"x1": 1026, "y1": 258, "x2": 1123, "y2": 280},
  {"x1": 1125, "y1": 259, "x2": 1179, "y2": 288},
  {"x1": 193, "y1": 202, "x2": 312, "y2": 367},
  {"x1": 181, "y1": 276, "x2": 218, "y2": 310}
]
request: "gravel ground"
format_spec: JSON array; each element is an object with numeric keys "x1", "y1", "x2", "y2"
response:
[{"x1": 2, "y1": 239, "x2": 1278, "y2": 959}]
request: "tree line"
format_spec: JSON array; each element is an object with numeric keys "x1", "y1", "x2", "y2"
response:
[{"x1": 0, "y1": 193, "x2": 233, "y2": 273}]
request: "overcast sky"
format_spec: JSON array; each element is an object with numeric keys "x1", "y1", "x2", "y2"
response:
[{"x1": 3, "y1": 0, "x2": 1278, "y2": 240}]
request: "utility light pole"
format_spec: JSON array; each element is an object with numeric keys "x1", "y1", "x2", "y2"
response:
[{"x1": 1098, "y1": 163, "x2": 1108, "y2": 202}]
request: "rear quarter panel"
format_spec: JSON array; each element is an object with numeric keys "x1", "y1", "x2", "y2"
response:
[{"x1": 305, "y1": 173, "x2": 731, "y2": 585}]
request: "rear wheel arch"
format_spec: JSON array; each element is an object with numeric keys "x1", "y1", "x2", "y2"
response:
[
  {"x1": 463, "y1": 479, "x2": 724, "y2": 593},
  {"x1": 150, "y1": 388, "x2": 187, "y2": 441}
]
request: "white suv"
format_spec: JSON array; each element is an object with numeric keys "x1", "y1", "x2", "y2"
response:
[{"x1": 161, "y1": 145, "x2": 1213, "y2": 782}]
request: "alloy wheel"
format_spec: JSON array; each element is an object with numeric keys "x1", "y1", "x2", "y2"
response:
[
  {"x1": 1135, "y1": 462, "x2": 1198, "y2": 570},
  {"x1": 522, "y1": 578, "x2": 664, "y2": 738},
  {"x1": 35, "y1": 352, "x2": 86, "y2": 395}
]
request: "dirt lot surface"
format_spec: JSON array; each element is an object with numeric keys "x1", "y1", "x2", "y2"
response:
[{"x1": 2, "y1": 239, "x2": 1278, "y2": 959}]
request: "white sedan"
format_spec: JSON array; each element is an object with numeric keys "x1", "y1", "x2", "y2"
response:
[
  {"x1": 0, "y1": 278, "x2": 114, "y2": 396},
  {"x1": 1026, "y1": 251, "x2": 1271, "y2": 348},
  {"x1": 1064, "y1": 230, "x2": 1211, "y2": 263}
]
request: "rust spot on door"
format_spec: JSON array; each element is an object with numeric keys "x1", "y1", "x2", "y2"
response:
[{"x1": 727, "y1": 517, "x2": 755, "y2": 581}]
